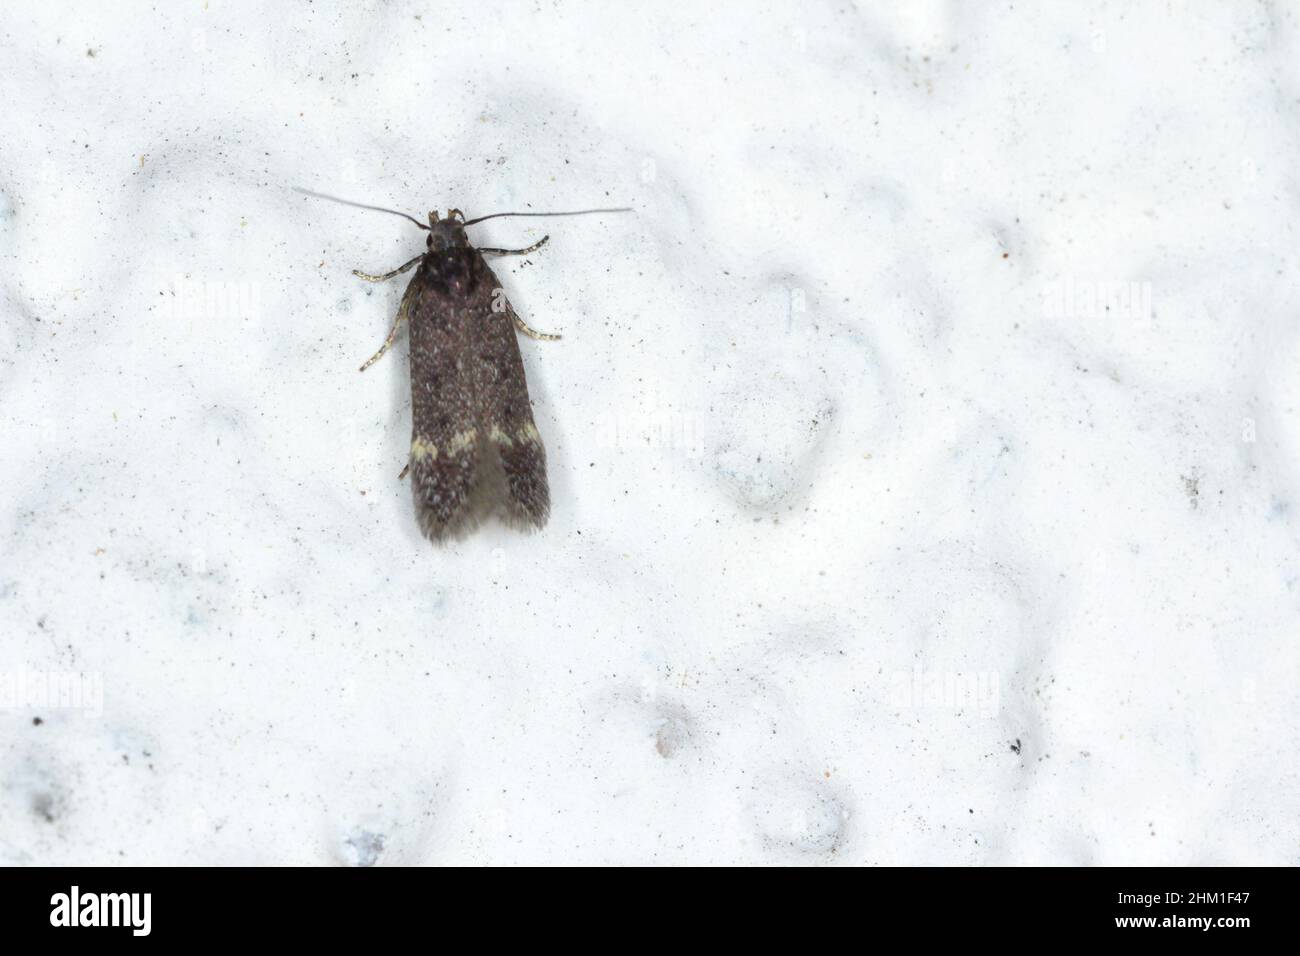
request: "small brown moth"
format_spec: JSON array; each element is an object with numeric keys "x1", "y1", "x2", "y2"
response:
[{"x1": 300, "y1": 191, "x2": 628, "y2": 542}]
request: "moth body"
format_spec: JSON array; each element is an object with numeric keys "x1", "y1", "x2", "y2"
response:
[{"x1": 401, "y1": 210, "x2": 550, "y2": 542}]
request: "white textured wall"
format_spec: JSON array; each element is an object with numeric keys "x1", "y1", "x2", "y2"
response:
[{"x1": 1, "y1": 1, "x2": 1297, "y2": 865}]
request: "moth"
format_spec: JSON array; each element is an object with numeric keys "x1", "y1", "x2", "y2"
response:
[{"x1": 301, "y1": 191, "x2": 628, "y2": 542}]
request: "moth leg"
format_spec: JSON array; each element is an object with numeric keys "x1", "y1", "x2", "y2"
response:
[
  {"x1": 359, "y1": 284, "x2": 415, "y2": 372},
  {"x1": 352, "y1": 255, "x2": 422, "y2": 283},
  {"x1": 479, "y1": 235, "x2": 549, "y2": 258},
  {"x1": 398, "y1": 464, "x2": 409, "y2": 480}
]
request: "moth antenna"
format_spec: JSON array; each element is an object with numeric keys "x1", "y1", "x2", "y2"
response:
[
  {"x1": 462, "y1": 207, "x2": 633, "y2": 226},
  {"x1": 294, "y1": 187, "x2": 430, "y2": 230}
]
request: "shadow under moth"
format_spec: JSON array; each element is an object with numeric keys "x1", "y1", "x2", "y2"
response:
[{"x1": 301, "y1": 191, "x2": 628, "y2": 543}]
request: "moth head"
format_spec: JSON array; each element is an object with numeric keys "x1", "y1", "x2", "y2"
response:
[{"x1": 426, "y1": 210, "x2": 468, "y2": 250}]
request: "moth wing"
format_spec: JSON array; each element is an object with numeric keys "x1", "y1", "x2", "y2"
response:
[
  {"x1": 406, "y1": 253, "x2": 491, "y2": 541},
  {"x1": 474, "y1": 260, "x2": 551, "y2": 531}
]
